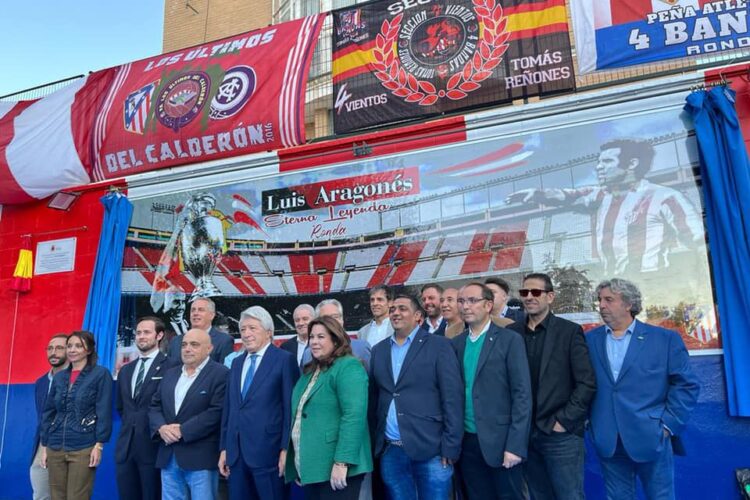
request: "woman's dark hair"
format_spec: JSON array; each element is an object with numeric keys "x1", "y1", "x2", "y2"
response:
[
  {"x1": 68, "y1": 330, "x2": 98, "y2": 366},
  {"x1": 303, "y1": 316, "x2": 352, "y2": 374}
]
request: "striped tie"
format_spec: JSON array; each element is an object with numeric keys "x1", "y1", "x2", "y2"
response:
[{"x1": 133, "y1": 357, "x2": 147, "y2": 398}]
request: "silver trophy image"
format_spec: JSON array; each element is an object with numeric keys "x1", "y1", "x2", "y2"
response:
[{"x1": 179, "y1": 192, "x2": 226, "y2": 299}]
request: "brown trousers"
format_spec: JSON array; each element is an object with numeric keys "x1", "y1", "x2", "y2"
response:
[{"x1": 46, "y1": 446, "x2": 96, "y2": 500}]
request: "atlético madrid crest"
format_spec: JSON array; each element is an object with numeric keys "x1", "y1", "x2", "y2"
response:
[
  {"x1": 372, "y1": 0, "x2": 509, "y2": 105},
  {"x1": 156, "y1": 72, "x2": 211, "y2": 132}
]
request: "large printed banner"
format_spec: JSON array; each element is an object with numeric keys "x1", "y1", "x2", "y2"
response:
[
  {"x1": 571, "y1": 0, "x2": 750, "y2": 73},
  {"x1": 116, "y1": 88, "x2": 719, "y2": 372},
  {"x1": 91, "y1": 15, "x2": 324, "y2": 181},
  {"x1": 332, "y1": 0, "x2": 575, "y2": 133}
]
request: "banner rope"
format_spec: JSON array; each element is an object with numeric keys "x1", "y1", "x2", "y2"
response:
[{"x1": 0, "y1": 291, "x2": 20, "y2": 468}]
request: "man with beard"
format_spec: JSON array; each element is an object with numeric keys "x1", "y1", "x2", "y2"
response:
[
  {"x1": 30, "y1": 334, "x2": 68, "y2": 500},
  {"x1": 116, "y1": 316, "x2": 173, "y2": 500},
  {"x1": 508, "y1": 273, "x2": 596, "y2": 500},
  {"x1": 168, "y1": 298, "x2": 234, "y2": 364},
  {"x1": 420, "y1": 284, "x2": 447, "y2": 336}
]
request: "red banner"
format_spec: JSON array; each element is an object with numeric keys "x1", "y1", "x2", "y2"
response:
[{"x1": 92, "y1": 15, "x2": 325, "y2": 181}]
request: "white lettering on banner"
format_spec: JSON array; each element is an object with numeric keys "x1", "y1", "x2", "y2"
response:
[
  {"x1": 104, "y1": 122, "x2": 273, "y2": 173},
  {"x1": 632, "y1": 0, "x2": 748, "y2": 51},
  {"x1": 387, "y1": 0, "x2": 433, "y2": 16},
  {"x1": 314, "y1": 174, "x2": 414, "y2": 205},
  {"x1": 505, "y1": 51, "x2": 571, "y2": 89},
  {"x1": 143, "y1": 29, "x2": 277, "y2": 71}
]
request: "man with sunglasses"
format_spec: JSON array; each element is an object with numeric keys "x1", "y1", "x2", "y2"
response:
[
  {"x1": 508, "y1": 273, "x2": 596, "y2": 500},
  {"x1": 453, "y1": 283, "x2": 532, "y2": 499}
]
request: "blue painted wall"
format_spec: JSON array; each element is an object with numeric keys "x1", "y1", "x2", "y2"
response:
[{"x1": 0, "y1": 355, "x2": 748, "y2": 499}]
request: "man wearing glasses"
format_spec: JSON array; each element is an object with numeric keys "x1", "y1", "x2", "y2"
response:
[
  {"x1": 452, "y1": 283, "x2": 532, "y2": 499},
  {"x1": 509, "y1": 273, "x2": 596, "y2": 500},
  {"x1": 30, "y1": 334, "x2": 69, "y2": 500}
]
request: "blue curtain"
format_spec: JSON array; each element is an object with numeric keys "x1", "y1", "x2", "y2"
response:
[
  {"x1": 685, "y1": 86, "x2": 750, "y2": 416},
  {"x1": 82, "y1": 192, "x2": 134, "y2": 372}
]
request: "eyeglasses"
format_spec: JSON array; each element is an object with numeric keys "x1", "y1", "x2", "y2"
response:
[
  {"x1": 457, "y1": 297, "x2": 488, "y2": 305},
  {"x1": 519, "y1": 288, "x2": 549, "y2": 297}
]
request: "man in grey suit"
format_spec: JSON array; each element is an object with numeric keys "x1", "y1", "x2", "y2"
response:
[
  {"x1": 452, "y1": 282, "x2": 532, "y2": 500},
  {"x1": 358, "y1": 285, "x2": 394, "y2": 347}
]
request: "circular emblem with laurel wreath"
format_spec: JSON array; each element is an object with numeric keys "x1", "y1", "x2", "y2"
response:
[{"x1": 372, "y1": 0, "x2": 509, "y2": 106}]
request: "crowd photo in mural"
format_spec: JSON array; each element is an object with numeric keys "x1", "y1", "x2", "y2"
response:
[{"x1": 115, "y1": 90, "x2": 719, "y2": 371}]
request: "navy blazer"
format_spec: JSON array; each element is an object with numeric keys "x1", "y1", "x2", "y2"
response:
[
  {"x1": 586, "y1": 320, "x2": 699, "y2": 462},
  {"x1": 452, "y1": 323, "x2": 532, "y2": 465},
  {"x1": 220, "y1": 345, "x2": 299, "y2": 468},
  {"x1": 502, "y1": 307, "x2": 525, "y2": 324},
  {"x1": 149, "y1": 360, "x2": 229, "y2": 470},
  {"x1": 369, "y1": 328, "x2": 464, "y2": 461},
  {"x1": 420, "y1": 318, "x2": 447, "y2": 337},
  {"x1": 167, "y1": 327, "x2": 235, "y2": 364},
  {"x1": 115, "y1": 352, "x2": 172, "y2": 464},
  {"x1": 31, "y1": 372, "x2": 51, "y2": 465}
]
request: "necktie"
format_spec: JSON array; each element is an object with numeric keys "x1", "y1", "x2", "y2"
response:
[
  {"x1": 133, "y1": 357, "x2": 148, "y2": 398},
  {"x1": 241, "y1": 354, "x2": 258, "y2": 399}
]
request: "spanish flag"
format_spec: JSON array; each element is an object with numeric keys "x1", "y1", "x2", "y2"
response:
[{"x1": 11, "y1": 237, "x2": 33, "y2": 292}]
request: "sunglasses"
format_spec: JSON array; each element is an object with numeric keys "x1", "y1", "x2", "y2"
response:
[{"x1": 519, "y1": 288, "x2": 549, "y2": 297}]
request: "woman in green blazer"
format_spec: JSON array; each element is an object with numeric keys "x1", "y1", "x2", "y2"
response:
[{"x1": 286, "y1": 316, "x2": 372, "y2": 499}]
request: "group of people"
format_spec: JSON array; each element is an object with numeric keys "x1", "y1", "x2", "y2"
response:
[{"x1": 30, "y1": 273, "x2": 700, "y2": 500}]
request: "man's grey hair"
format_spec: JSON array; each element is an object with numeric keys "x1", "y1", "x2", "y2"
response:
[
  {"x1": 192, "y1": 297, "x2": 216, "y2": 313},
  {"x1": 315, "y1": 299, "x2": 344, "y2": 318},
  {"x1": 595, "y1": 279, "x2": 643, "y2": 317},
  {"x1": 294, "y1": 304, "x2": 315, "y2": 317},
  {"x1": 240, "y1": 306, "x2": 275, "y2": 333}
]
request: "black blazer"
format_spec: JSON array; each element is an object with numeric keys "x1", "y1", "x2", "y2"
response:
[
  {"x1": 503, "y1": 307, "x2": 526, "y2": 324},
  {"x1": 280, "y1": 337, "x2": 299, "y2": 356},
  {"x1": 370, "y1": 328, "x2": 464, "y2": 461},
  {"x1": 509, "y1": 313, "x2": 596, "y2": 436},
  {"x1": 149, "y1": 360, "x2": 229, "y2": 470},
  {"x1": 167, "y1": 327, "x2": 235, "y2": 364},
  {"x1": 419, "y1": 318, "x2": 447, "y2": 337},
  {"x1": 115, "y1": 352, "x2": 172, "y2": 464},
  {"x1": 452, "y1": 323, "x2": 532, "y2": 466}
]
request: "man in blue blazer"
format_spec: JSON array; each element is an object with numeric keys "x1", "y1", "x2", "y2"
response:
[
  {"x1": 587, "y1": 279, "x2": 699, "y2": 500},
  {"x1": 150, "y1": 328, "x2": 229, "y2": 500},
  {"x1": 116, "y1": 317, "x2": 173, "y2": 500},
  {"x1": 219, "y1": 306, "x2": 298, "y2": 500},
  {"x1": 30, "y1": 334, "x2": 68, "y2": 500},
  {"x1": 453, "y1": 283, "x2": 532, "y2": 500},
  {"x1": 370, "y1": 293, "x2": 464, "y2": 499}
]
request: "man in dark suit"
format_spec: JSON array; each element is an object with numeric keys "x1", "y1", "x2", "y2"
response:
[
  {"x1": 485, "y1": 277, "x2": 525, "y2": 324},
  {"x1": 116, "y1": 316, "x2": 173, "y2": 500},
  {"x1": 370, "y1": 293, "x2": 463, "y2": 498},
  {"x1": 280, "y1": 303, "x2": 314, "y2": 371},
  {"x1": 508, "y1": 273, "x2": 596, "y2": 499},
  {"x1": 30, "y1": 334, "x2": 68, "y2": 500},
  {"x1": 219, "y1": 306, "x2": 298, "y2": 500},
  {"x1": 453, "y1": 283, "x2": 532, "y2": 500},
  {"x1": 420, "y1": 283, "x2": 447, "y2": 336},
  {"x1": 587, "y1": 279, "x2": 699, "y2": 499},
  {"x1": 150, "y1": 328, "x2": 229, "y2": 500},
  {"x1": 167, "y1": 297, "x2": 234, "y2": 364}
]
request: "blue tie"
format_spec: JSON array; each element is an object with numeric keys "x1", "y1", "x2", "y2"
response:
[{"x1": 241, "y1": 354, "x2": 258, "y2": 399}]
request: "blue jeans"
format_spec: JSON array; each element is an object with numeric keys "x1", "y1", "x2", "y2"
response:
[
  {"x1": 599, "y1": 437, "x2": 674, "y2": 500},
  {"x1": 161, "y1": 455, "x2": 218, "y2": 500},
  {"x1": 525, "y1": 429, "x2": 585, "y2": 500},
  {"x1": 380, "y1": 443, "x2": 453, "y2": 500}
]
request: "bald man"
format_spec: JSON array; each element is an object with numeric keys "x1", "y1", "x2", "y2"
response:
[{"x1": 150, "y1": 329, "x2": 229, "y2": 500}]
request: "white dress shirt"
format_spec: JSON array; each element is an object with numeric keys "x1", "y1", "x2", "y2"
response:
[
  {"x1": 130, "y1": 349, "x2": 159, "y2": 398},
  {"x1": 174, "y1": 356, "x2": 210, "y2": 414},
  {"x1": 295, "y1": 339, "x2": 308, "y2": 366},
  {"x1": 366, "y1": 318, "x2": 392, "y2": 346},
  {"x1": 426, "y1": 316, "x2": 444, "y2": 334},
  {"x1": 241, "y1": 342, "x2": 271, "y2": 392}
]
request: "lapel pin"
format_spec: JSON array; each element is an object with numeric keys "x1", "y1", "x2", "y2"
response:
[{"x1": 637, "y1": 335, "x2": 645, "y2": 340}]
